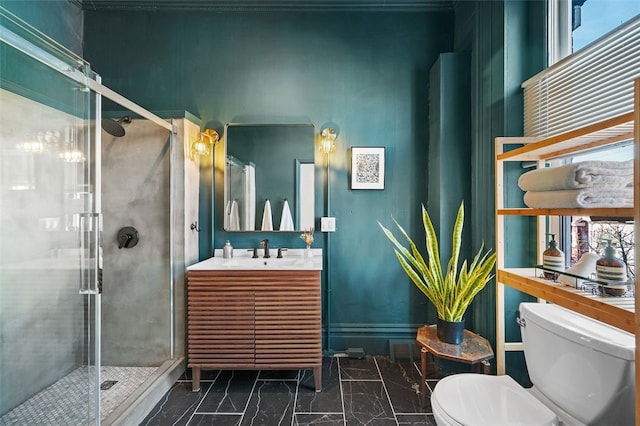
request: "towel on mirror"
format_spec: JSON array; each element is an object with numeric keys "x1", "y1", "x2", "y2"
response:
[
  {"x1": 523, "y1": 188, "x2": 634, "y2": 209},
  {"x1": 243, "y1": 164, "x2": 256, "y2": 231},
  {"x1": 228, "y1": 199, "x2": 240, "y2": 231},
  {"x1": 261, "y1": 199, "x2": 273, "y2": 231},
  {"x1": 279, "y1": 199, "x2": 295, "y2": 231},
  {"x1": 518, "y1": 160, "x2": 633, "y2": 192}
]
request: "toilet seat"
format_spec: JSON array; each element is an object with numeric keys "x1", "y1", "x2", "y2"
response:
[{"x1": 430, "y1": 374, "x2": 557, "y2": 426}]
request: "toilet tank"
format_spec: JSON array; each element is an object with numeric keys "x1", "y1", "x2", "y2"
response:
[{"x1": 519, "y1": 302, "x2": 635, "y2": 425}]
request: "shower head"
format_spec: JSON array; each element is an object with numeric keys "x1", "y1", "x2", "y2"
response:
[{"x1": 101, "y1": 116, "x2": 132, "y2": 137}]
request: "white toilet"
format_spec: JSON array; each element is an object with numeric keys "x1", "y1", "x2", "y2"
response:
[{"x1": 431, "y1": 302, "x2": 635, "y2": 425}]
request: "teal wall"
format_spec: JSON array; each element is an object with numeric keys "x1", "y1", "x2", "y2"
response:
[
  {"x1": 6, "y1": 1, "x2": 549, "y2": 380},
  {"x1": 83, "y1": 10, "x2": 455, "y2": 353},
  {"x1": 452, "y1": 0, "x2": 546, "y2": 380}
]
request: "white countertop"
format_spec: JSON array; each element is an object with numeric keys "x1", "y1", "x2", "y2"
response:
[{"x1": 188, "y1": 248, "x2": 323, "y2": 271}]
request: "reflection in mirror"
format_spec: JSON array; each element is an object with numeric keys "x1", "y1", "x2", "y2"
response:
[{"x1": 224, "y1": 123, "x2": 315, "y2": 232}]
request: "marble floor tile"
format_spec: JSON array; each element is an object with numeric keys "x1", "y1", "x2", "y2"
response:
[
  {"x1": 197, "y1": 370, "x2": 258, "y2": 414},
  {"x1": 342, "y1": 380, "x2": 396, "y2": 425},
  {"x1": 296, "y1": 357, "x2": 342, "y2": 413},
  {"x1": 143, "y1": 356, "x2": 443, "y2": 426},
  {"x1": 240, "y1": 380, "x2": 297, "y2": 426},
  {"x1": 188, "y1": 413, "x2": 242, "y2": 425},
  {"x1": 141, "y1": 381, "x2": 211, "y2": 426},
  {"x1": 375, "y1": 357, "x2": 426, "y2": 414},
  {"x1": 396, "y1": 413, "x2": 437, "y2": 425},
  {"x1": 339, "y1": 357, "x2": 381, "y2": 380},
  {"x1": 294, "y1": 413, "x2": 346, "y2": 425}
]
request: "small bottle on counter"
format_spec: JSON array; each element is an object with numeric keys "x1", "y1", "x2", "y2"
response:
[
  {"x1": 223, "y1": 240, "x2": 234, "y2": 259},
  {"x1": 542, "y1": 233, "x2": 564, "y2": 280},
  {"x1": 596, "y1": 240, "x2": 627, "y2": 283}
]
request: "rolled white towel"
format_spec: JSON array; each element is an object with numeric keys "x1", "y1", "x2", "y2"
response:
[
  {"x1": 518, "y1": 160, "x2": 633, "y2": 192},
  {"x1": 523, "y1": 188, "x2": 633, "y2": 209},
  {"x1": 229, "y1": 200, "x2": 240, "y2": 231},
  {"x1": 261, "y1": 199, "x2": 273, "y2": 231},
  {"x1": 279, "y1": 199, "x2": 295, "y2": 231}
]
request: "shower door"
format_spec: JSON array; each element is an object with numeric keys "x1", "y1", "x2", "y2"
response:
[{"x1": 0, "y1": 9, "x2": 102, "y2": 425}]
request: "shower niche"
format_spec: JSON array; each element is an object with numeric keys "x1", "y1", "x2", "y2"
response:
[{"x1": 224, "y1": 123, "x2": 315, "y2": 232}]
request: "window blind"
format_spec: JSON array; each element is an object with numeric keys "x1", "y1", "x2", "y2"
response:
[{"x1": 523, "y1": 14, "x2": 640, "y2": 138}]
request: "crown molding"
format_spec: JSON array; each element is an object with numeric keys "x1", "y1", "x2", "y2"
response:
[{"x1": 80, "y1": 0, "x2": 453, "y2": 12}]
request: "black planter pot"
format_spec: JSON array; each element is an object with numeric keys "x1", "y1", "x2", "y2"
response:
[{"x1": 436, "y1": 318, "x2": 465, "y2": 345}]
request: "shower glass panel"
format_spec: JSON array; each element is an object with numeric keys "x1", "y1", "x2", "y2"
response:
[{"x1": 0, "y1": 9, "x2": 101, "y2": 425}]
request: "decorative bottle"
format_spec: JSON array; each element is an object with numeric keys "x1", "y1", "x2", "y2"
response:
[
  {"x1": 596, "y1": 240, "x2": 627, "y2": 283},
  {"x1": 223, "y1": 240, "x2": 234, "y2": 259},
  {"x1": 542, "y1": 234, "x2": 565, "y2": 280}
]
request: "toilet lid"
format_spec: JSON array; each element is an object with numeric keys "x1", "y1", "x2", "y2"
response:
[{"x1": 431, "y1": 374, "x2": 557, "y2": 426}]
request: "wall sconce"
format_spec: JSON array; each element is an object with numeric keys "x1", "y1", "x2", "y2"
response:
[
  {"x1": 191, "y1": 128, "x2": 219, "y2": 159},
  {"x1": 319, "y1": 127, "x2": 337, "y2": 154}
]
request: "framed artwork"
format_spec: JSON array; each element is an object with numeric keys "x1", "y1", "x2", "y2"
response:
[{"x1": 351, "y1": 147, "x2": 385, "y2": 190}]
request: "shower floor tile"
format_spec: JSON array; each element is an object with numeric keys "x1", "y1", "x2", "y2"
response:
[{"x1": 0, "y1": 365, "x2": 157, "y2": 425}]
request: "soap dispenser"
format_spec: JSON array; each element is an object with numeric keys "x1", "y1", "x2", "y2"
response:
[
  {"x1": 542, "y1": 233, "x2": 565, "y2": 280},
  {"x1": 223, "y1": 240, "x2": 234, "y2": 259},
  {"x1": 596, "y1": 240, "x2": 627, "y2": 283}
]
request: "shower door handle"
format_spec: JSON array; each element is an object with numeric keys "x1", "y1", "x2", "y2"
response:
[{"x1": 79, "y1": 212, "x2": 102, "y2": 295}]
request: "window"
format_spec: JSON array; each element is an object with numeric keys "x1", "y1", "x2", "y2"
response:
[
  {"x1": 549, "y1": 0, "x2": 640, "y2": 64},
  {"x1": 572, "y1": 0, "x2": 640, "y2": 52},
  {"x1": 541, "y1": 1, "x2": 639, "y2": 280}
]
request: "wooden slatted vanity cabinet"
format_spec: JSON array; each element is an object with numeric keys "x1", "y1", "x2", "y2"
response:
[{"x1": 186, "y1": 257, "x2": 322, "y2": 392}]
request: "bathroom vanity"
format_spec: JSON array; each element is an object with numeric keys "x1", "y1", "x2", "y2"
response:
[{"x1": 185, "y1": 250, "x2": 323, "y2": 392}]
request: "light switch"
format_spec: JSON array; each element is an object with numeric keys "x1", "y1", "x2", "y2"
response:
[{"x1": 321, "y1": 217, "x2": 336, "y2": 232}]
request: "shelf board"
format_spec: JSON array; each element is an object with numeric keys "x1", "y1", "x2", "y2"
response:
[
  {"x1": 497, "y1": 112, "x2": 634, "y2": 161},
  {"x1": 497, "y1": 268, "x2": 634, "y2": 333},
  {"x1": 497, "y1": 207, "x2": 634, "y2": 218}
]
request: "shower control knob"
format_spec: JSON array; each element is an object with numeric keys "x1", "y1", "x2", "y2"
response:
[{"x1": 117, "y1": 226, "x2": 139, "y2": 249}]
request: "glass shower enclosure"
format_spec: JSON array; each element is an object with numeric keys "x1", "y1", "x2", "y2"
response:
[
  {"x1": 0, "y1": 8, "x2": 102, "y2": 424},
  {"x1": 0, "y1": 8, "x2": 182, "y2": 425}
]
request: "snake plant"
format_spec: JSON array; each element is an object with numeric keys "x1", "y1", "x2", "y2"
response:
[{"x1": 378, "y1": 202, "x2": 496, "y2": 322}]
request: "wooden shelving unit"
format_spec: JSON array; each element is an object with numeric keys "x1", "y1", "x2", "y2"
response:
[{"x1": 494, "y1": 78, "x2": 639, "y2": 418}]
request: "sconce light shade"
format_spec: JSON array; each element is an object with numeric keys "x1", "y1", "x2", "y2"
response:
[
  {"x1": 191, "y1": 128, "x2": 219, "y2": 159},
  {"x1": 319, "y1": 127, "x2": 337, "y2": 154}
]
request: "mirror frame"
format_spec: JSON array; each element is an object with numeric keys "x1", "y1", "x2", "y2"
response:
[{"x1": 223, "y1": 122, "x2": 315, "y2": 232}]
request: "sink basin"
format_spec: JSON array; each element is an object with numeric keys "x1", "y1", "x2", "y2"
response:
[{"x1": 187, "y1": 249, "x2": 322, "y2": 271}]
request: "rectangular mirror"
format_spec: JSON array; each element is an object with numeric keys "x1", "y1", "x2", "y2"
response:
[{"x1": 224, "y1": 123, "x2": 315, "y2": 232}]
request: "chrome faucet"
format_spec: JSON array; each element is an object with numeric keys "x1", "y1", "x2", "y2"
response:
[{"x1": 259, "y1": 239, "x2": 270, "y2": 258}]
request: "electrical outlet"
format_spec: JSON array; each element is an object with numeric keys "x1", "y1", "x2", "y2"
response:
[{"x1": 321, "y1": 217, "x2": 336, "y2": 232}]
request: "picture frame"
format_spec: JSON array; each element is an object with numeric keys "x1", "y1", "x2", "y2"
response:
[{"x1": 350, "y1": 147, "x2": 385, "y2": 190}]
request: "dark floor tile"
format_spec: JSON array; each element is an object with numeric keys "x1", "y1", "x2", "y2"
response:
[
  {"x1": 240, "y1": 381, "x2": 297, "y2": 426},
  {"x1": 296, "y1": 357, "x2": 342, "y2": 413},
  {"x1": 179, "y1": 368, "x2": 220, "y2": 381},
  {"x1": 396, "y1": 414, "x2": 437, "y2": 425},
  {"x1": 197, "y1": 370, "x2": 258, "y2": 414},
  {"x1": 294, "y1": 413, "x2": 345, "y2": 425},
  {"x1": 339, "y1": 356, "x2": 381, "y2": 380},
  {"x1": 140, "y1": 381, "x2": 209, "y2": 426},
  {"x1": 375, "y1": 357, "x2": 426, "y2": 414},
  {"x1": 425, "y1": 380, "x2": 439, "y2": 393},
  {"x1": 259, "y1": 369, "x2": 301, "y2": 380},
  {"x1": 188, "y1": 413, "x2": 242, "y2": 425},
  {"x1": 342, "y1": 381, "x2": 396, "y2": 426}
]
